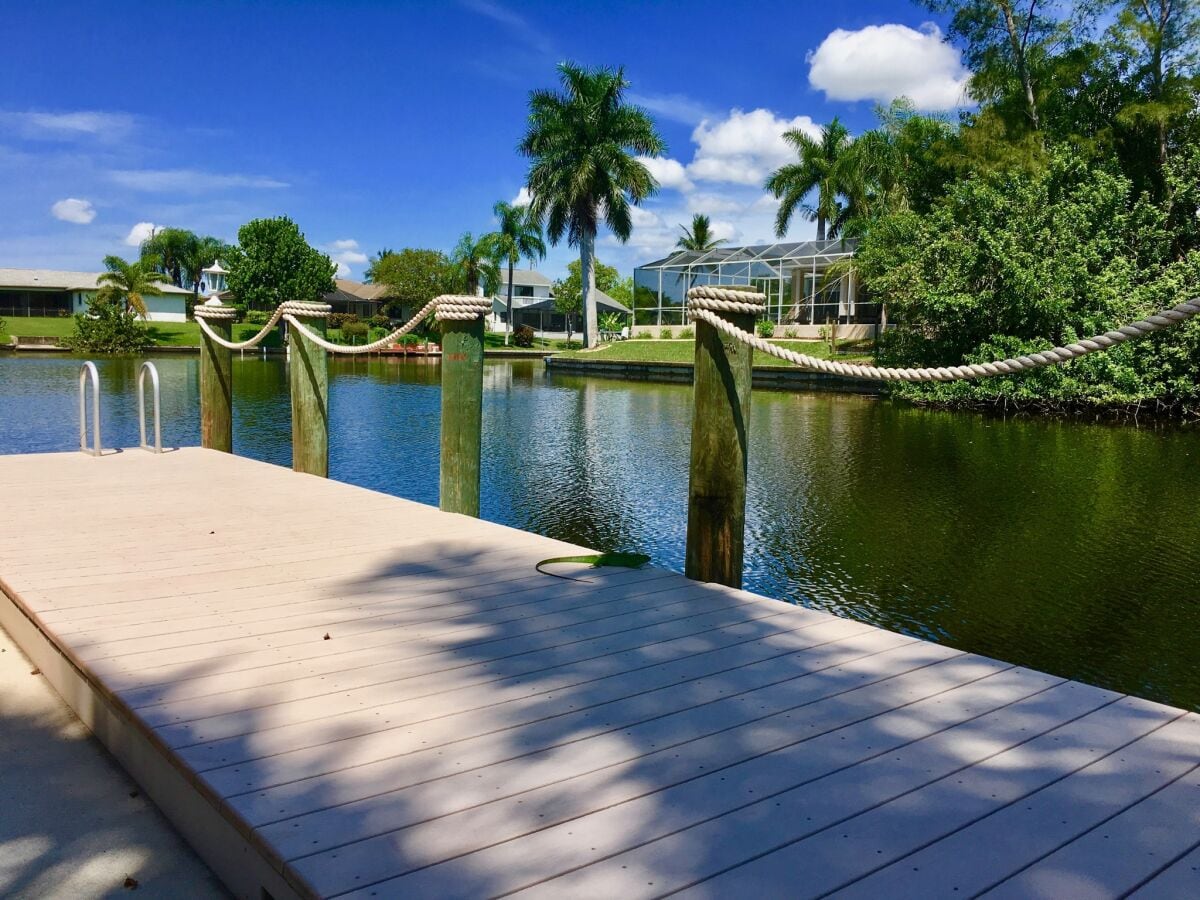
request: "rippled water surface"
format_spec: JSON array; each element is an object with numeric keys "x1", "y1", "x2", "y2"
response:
[{"x1": 2, "y1": 352, "x2": 1199, "y2": 709}]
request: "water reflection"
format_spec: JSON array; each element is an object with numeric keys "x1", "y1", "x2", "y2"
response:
[{"x1": 1, "y1": 353, "x2": 1198, "y2": 710}]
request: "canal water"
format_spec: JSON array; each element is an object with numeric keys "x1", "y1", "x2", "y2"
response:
[{"x1": 2, "y1": 352, "x2": 1199, "y2": 710}]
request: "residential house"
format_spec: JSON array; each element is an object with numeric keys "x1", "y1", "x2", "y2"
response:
[{"x1": 0, "y1": 267, "x2": 192, "y2": 322}]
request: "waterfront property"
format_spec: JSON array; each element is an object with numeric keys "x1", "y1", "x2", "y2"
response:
[
  {"x1": 4, "y1": 447, "x2": 1199, "y2": 899},
  {"x1": 633, "y1": 238, "x2": 877, "y2": 337},
  {"x1": 0, "y1": 267, "x2": 192, "y2": 322},
  {"x1": 487, "y1": 267, "x2": 632, "y2": 337}
]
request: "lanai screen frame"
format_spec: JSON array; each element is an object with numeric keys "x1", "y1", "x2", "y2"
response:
[{"x1": 632, "y1": 239, "x2": 861, "y2": 326}]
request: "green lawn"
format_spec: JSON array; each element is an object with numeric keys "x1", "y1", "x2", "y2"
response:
[
  {"x1": 1, "y1": 315, "x2": 282, "y2": 348},
  {"x1": 553, "y1": 338, "x2": 874, "y2": 367}
]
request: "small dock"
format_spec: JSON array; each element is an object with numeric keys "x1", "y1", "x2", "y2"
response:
[{"x1": 2, "y1": 448, "x2": 1198, "y2": 899}]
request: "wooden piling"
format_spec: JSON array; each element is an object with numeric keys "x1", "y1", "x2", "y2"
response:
[
  {"x1": 685, "y1": 290, "x2": 761, "y2": 588},
  {"x1": 196, "y1": 303, "x2": 234, "y2": 453},
  {"x1": 288, "y1": 309, "x2": 329, "y2": 477},
  {"x1": 439, "y1": 312, "x2": 485, "y2": 516}
]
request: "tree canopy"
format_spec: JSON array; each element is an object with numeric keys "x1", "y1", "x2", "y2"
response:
[
  {"x1": 676, "y1": 214, "x2": 726, "y2": 251},
  {"x1": 368, "y1": 248, "x2": 455, "y2": 313},
  {"x1": 224, "y1": 217, "x2": 335, "y2": 311}
]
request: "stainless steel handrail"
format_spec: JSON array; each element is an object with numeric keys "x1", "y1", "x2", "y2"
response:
[
  {"x1": 138, "y1": 361, "x2": 163, "y2": 453},
  {"x1": 78, "y1": 361, "x2": 101, "y2": 456}
]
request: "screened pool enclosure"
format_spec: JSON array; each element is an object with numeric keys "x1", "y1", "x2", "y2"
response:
[{"x1": 632, "y1": 239, "x2": 879, "y2": 329}]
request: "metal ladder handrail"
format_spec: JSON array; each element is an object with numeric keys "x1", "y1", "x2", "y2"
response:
[
  {"x1": 78, "y1": 361, "x2": 101, "y2": 456},
  {"x1": 137, "y1": 361, "x2": 163, "y2": 453}
]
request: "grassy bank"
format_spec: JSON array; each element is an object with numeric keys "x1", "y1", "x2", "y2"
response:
[
  {"x1": 1, "y1": 315, "x2": 283, "y2": 348},
  {"x1": 553, "y1": 338, "x2": 873, "y2": 367},
  {"x1": 1, "y1": 316, "x2": 579, "y2": 353}
]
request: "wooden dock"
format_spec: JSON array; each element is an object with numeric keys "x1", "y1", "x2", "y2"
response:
[{"x1": 1, "y1": 447, "x2": 1198, "y2": 899}]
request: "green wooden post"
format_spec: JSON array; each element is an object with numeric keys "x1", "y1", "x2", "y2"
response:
[
  {"x1": 685, "y1": 289, "x2": 763, "y2": 588},
  {"x1": 288, "y1": 306, "x2": 330, "y2": 477},
  {"x1": 195, "y1": 302, "x2": 234, "y2": 453},
  {"x1": 439, "y1": 306, "x2": 485, "y2": 516}
]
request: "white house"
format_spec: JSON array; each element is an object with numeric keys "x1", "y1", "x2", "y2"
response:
[
  {"x1": 0, "y1": 268, "x2": 192, "y2": 322},
  {"x1": 488, "y1": 268, "x2": 554, "y2": 332}
]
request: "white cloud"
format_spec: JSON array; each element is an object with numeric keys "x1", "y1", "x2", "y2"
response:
[
  {"x1": 0, "y1": 109, "x2": 136, "y2": 142},
  {"x1": 109, "y1": 169, "x2": 289, "y2": 192},
  {"x1": 628, "y1": 92, "x2": 717, "y2": 125},
  {"x1": 637, "y1": 156, "x2": 693, "y2": 193},
  {"x1": 628, "y1": 205, "x2": 661, "y2": 228},
  {"x1": 687, "y1": 109, "x2": 821, "y2": 186},
  {"x1": 327, "y1": 239, "x2": 368, "y2": 278},
  {"x1": 512, "y1": 186, "x2": 532, "y2": 207},
  {"x1": 807, "y1": 23, "x2": 971, "y2": 110},
  {"x1": 461, "y1": 0, "x2": 555, "y2": 56},
  {"x1": 50, "y1": 198, "x2": 96, "y2": 224},
  {"x1": 124, "y1": 222, "x2": 159, "y2": 247}
]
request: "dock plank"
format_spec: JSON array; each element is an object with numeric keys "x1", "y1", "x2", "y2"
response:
[{"x1": 1, "y1": 447, "x2": 1194, "y2": 900}]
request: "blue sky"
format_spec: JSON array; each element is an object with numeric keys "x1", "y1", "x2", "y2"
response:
[{"x1": 0, "y1": 0, "x2": 970, "y2": 280}]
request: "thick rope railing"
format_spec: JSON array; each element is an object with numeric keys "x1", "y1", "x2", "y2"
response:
[
  {"x1": 194, "y1": 295, "x2": 491, "y2": 354},
  {"x1": 686, "y1": 286, "x2": 1200, "y2": 382}
]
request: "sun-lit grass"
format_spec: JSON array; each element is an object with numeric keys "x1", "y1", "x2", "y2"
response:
[
  {"x1": 553, "y1": 338, "x2": 874, "y2": 367},
  {"x1": 0, "y1": 315, "x2": 282, "y2": 347}
]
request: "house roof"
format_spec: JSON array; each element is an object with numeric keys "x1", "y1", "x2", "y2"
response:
[
  {"x1": 334, "y1": 279, "x2": 390, "y2": 301},
  {"x1": 517, "y1": 289, "x2": 631, "y2": 315},
  {"x1": 500, "y1": 269, "x2": 552, "y2": 288},
  {"x1": 0, "y1": 267, "x2": 191, "y2": 294}
]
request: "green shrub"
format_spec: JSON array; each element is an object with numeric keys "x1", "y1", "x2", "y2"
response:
[
  {"x1": 65, "y1": 298, "x2": 151, "y2": 354},
  {"x1": 678, "y1": 326, "x2": 694, "y2": 340},
  {"x1": 756, "y1": 319, "x2": 776, "y2": 338},
  {"x1": 635, "y1": 329, "x2": 652, "y2": 339},
  {"x1": 513, "y1": 324, "x2": 535, "y2": 348},
  {"x1": 340, "y1": 320, "x2": 369, "y2": 344},
  {"x1": 244, "y1": 310, "x2": 272, "y2": 326},
  {"x1": 659, "y1": 327, "x2": 673, "y2": 340},
  {"x1": 370, "y1": 313, "x2": 390, "y2": 328},
  {"x1": 230, "y1": 302, "x2": 248, "y2": 323},
  {"x1": 329, "y1": 312, "x2": 359, "y2": 330},
  {"x1": 560, "y1": 339, "x2": 582, "y2": 350}
]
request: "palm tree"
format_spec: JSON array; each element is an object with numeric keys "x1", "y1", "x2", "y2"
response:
[
  {"x1": 449, "y1": 232, "x2": 500, "y2": 297},
  {"x1": 519, "y1": 61, "x2": 665, "y2": 348},
  {"x1": 482, "y1": 201, "x2": 546, "y2": 344},
  {"x1": 182, "y1": 235, "x2": 230, "y2": 309},
  {"x1": 675, "y1": 213, "x2": 726, "y2": 252},
  {"x1": 764, "y1": 117, "x2": 859, "y2": 241},
  {"x1": 96, "y1": 255, "x2": 168, "y2": 319},
  {"x1": 140, "y1": 227, "x2": 194, "y2": 288},
  {"x1": 365, "y1": 248, "x2": 397, "y2": 283}
]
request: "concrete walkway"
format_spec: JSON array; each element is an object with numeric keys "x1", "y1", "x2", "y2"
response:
[{"x1": 0, "y1": 625, "x2": 226, "y2": 900}]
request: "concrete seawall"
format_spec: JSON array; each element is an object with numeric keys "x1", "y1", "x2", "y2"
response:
[{"x1": 544, "y1": 355, "x2": 884, "y2": 394}]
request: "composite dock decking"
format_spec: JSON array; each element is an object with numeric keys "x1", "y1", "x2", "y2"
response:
[{"x1": 1, "y1": 447, "x2": 1198, "y2": 899}]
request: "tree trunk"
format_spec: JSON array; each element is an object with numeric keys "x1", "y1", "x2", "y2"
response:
[
  {"x1": 505, "y1": 258, "x2": 514, "y2": 345},
  {"x1": 1000, "y1": 0, "x2": 1040, "y2": 131},
  {"x1": 581, "y1": 233, "x2": 599, "y2": 348},
  {"x1": 816, "y1": 216, "x2": 827, "y2": 242}
]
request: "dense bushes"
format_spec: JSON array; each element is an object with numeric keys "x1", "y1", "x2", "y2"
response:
[
  {"x1": 328, "y1": 312, "x2": 358, "y2": 330},
  {"x1": 858, "y1": 152, "x2": 1200, "y2": 416},
  {"x1": 65, "y1": 297, "x2": 151, "y2": 354},
  {"x1": 512, "y1": 324, "x2": 536, "y2": 347}
]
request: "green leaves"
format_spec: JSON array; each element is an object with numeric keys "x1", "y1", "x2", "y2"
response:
[{"x1": 224, "y1": 217, "x2": 335, "y2": 311}]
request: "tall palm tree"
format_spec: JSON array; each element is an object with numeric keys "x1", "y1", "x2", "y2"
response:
[
  {"x1": 96, "y1": 255, "x2": 168, "y2": 319},
  {"x1": 675, "y1": 213, "x2": 726, "y2": 252},
  {"x1": 519, "y1": 61, "x2": 665, "y2": 348},
  {"x1": 449, "y1": 232, "x2": 500, "y2": 297},
  {"x1": 765, "y1": 117, "x2": 858, "y2": 241},
  {"x1": 482, "y1": 201, "x2": 546, "y2": 344}
]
